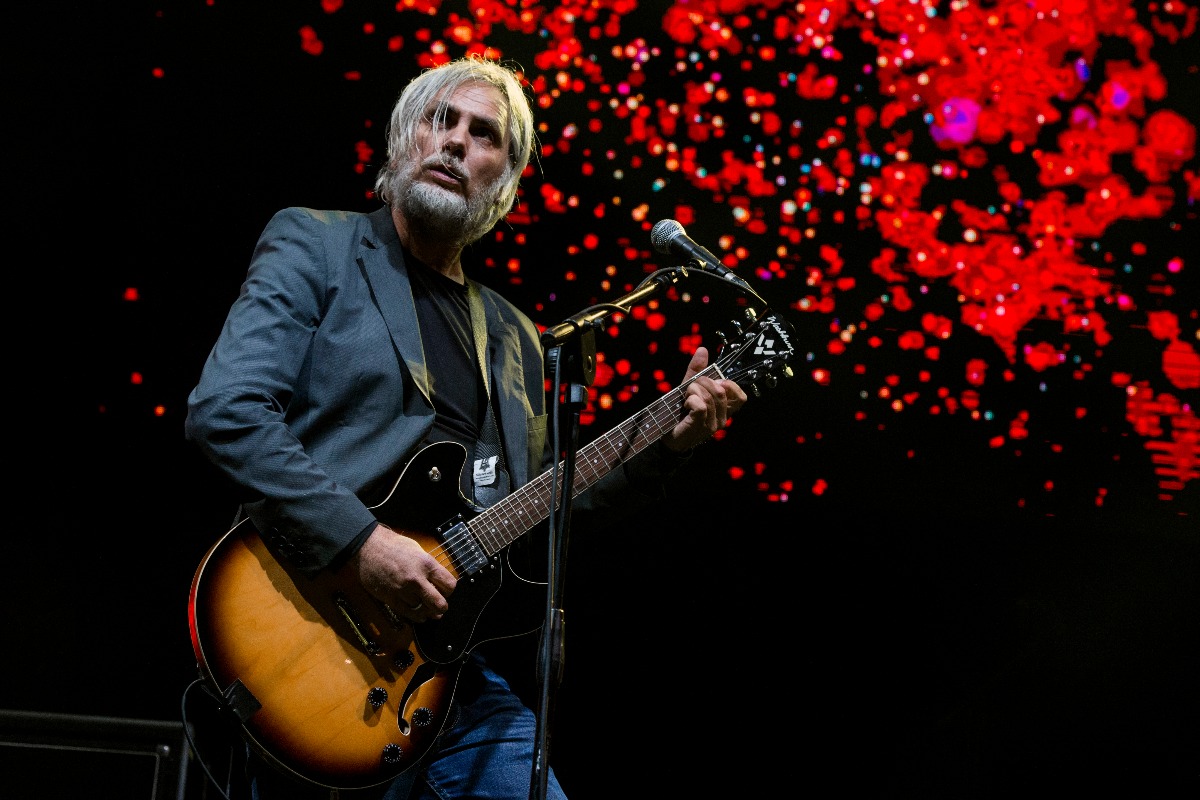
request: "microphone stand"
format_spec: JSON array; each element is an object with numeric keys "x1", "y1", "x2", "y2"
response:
[{"x1": 528, "y1": 266, "x2": 687, "y2": 800}]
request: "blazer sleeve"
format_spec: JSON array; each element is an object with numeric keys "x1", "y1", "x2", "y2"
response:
[{"x1": 184, "y1": 208, "x2": 378, "y2": 575}]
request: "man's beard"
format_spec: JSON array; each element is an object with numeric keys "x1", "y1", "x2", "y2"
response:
[{"x1": 391, "y1": 157, "x2": 502, "y2": 245}]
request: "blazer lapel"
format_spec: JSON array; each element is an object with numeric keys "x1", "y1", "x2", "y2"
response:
[
  {"x1": 356, "y1": 208, "x2": 531, "y2": 486},
  {"x1": 481, "y1": 299, "x2": 533, "y2": 489},
  {"x1": 357, "y1": 207, "x2": 432, "y2": 405}
]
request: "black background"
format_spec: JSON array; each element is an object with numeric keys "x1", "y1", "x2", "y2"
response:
[{"x1": 9, "y1": 2, "x2": 1198, "y2": 798}]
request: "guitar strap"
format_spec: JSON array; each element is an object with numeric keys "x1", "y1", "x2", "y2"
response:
[
  {"x1": 473, "y1": 396, "x2": 510, "y2": 507},
  {"x1": 467, "y1": 282, "x2": 510, "y2": 508}
]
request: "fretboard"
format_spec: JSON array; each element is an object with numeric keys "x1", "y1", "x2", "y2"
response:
[{"x1": 466, "y1": 363, "x2": 722, "y2": 554}]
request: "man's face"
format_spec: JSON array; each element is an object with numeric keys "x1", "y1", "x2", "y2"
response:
[{"x1": 395, "y1": 81, "x2": 512, "y2": 241}]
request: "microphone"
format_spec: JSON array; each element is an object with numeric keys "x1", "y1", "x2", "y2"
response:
[{"x1": 650, "y1": 219, "x2": 750, "y2": 288}]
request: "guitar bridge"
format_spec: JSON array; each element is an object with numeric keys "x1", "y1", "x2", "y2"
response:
[
  {"x1": 334, "y1": 593, "x2": 381, "y2": 655},
  {"x1": 436, "y1": 518, "x2": 487, "y2": 575}
]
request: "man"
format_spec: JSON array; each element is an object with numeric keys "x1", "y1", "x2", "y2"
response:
[{"x1": 185, "y1": 55, "x2": 745, "y2": 799}]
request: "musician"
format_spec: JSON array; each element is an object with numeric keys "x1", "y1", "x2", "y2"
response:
[{"x1": 185, "y1": 56, "x2": 746, "y2": 799}]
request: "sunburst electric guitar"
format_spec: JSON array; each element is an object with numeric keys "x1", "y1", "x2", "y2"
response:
[{"x1": 188, "y1": 308, "x2": 795, "y2": 789}]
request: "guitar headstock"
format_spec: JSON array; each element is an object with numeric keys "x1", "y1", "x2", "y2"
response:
[{"x1": 712, "y1": 307, "x2": 797, "y2": 397}]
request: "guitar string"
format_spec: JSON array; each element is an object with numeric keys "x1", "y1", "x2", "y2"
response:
[
  {"x1": 419, "y1": 338, "x2": 761, "y2": 573},
  {"x1": 426, "y1": 351, "x2": 768, "y2": 573},
  {"x1": 419, "y1": 325, "x2": 788, "y2": 575},
  {"x1": 423, "y1": 382, "x2": 691, "y2": 571},
  {"x1": 415, "y1": 315, "x2": 793, "y2": 575}
]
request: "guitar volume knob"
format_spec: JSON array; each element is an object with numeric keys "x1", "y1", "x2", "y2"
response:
[{"x1": 368, "y1": 686, "x2": 388, "y2": 709}]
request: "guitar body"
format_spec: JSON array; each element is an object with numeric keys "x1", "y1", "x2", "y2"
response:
[{"x1": 188, "y1": 442, "x2": 546, "y2": 789}]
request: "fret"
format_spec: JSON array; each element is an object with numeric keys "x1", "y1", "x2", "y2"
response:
[{"x1": 465, "y1": 315, "x2": 788, "y2": 558}]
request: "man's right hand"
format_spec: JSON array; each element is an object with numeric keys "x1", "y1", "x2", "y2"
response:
[{"x1": 351, "y1": 524, "x2": 457, "y2": 621}]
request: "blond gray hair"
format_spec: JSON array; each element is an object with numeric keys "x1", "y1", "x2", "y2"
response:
[{"x1": 375, "y1": 57, "x2": 535, "y2": 234}]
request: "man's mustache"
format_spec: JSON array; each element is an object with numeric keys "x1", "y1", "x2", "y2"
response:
[{"x1": 423, "y1": 155, "x2": 466, "y2": 181}]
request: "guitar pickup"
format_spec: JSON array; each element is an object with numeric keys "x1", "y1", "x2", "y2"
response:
[{"x1": 435, "y1": 518, "x2": 487, "y2": 575}]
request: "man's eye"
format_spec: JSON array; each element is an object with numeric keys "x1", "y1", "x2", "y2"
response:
[
  {"x1": 425, "y1": 109, "x2": 452, "y2": 128},
  {"x1": 475, "y1": 126, "x2": 501, "y2": 143}
]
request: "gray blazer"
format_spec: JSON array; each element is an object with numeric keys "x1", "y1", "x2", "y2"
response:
[{"x1": 186, "y1": 206, "x2": 682, "y2": 576}]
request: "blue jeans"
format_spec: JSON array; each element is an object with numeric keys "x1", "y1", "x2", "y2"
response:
[{"x1": 248, "y1": 653, "x2": 566, "y2": 800}]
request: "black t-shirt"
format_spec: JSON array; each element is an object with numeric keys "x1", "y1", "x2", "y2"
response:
[{"x1": 408, "y1": 258, "x2": 486, "y2": 494}]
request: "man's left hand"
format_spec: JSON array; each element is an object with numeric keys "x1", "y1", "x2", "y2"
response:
[{"x1": 662, "y1": 346, "x2": 748, "y2": 453}]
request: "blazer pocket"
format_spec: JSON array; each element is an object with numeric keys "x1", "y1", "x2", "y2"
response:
[{"x1": 527, "y1": 413, "x2": 549, "y2": 476}]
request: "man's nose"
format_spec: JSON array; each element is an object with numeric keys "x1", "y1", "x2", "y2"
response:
[{"x1": 441, "y1": 123, "x2": 468, "y2": 156}]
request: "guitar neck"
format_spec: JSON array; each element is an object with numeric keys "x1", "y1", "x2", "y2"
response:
[{"x1": 467, "y1": 363, "x2": 723, "y2": 556}]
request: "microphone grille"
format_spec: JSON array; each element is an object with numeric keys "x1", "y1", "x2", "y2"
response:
[{"x1": 650, "y1": 219, "x2": 684, "y2": 254}]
